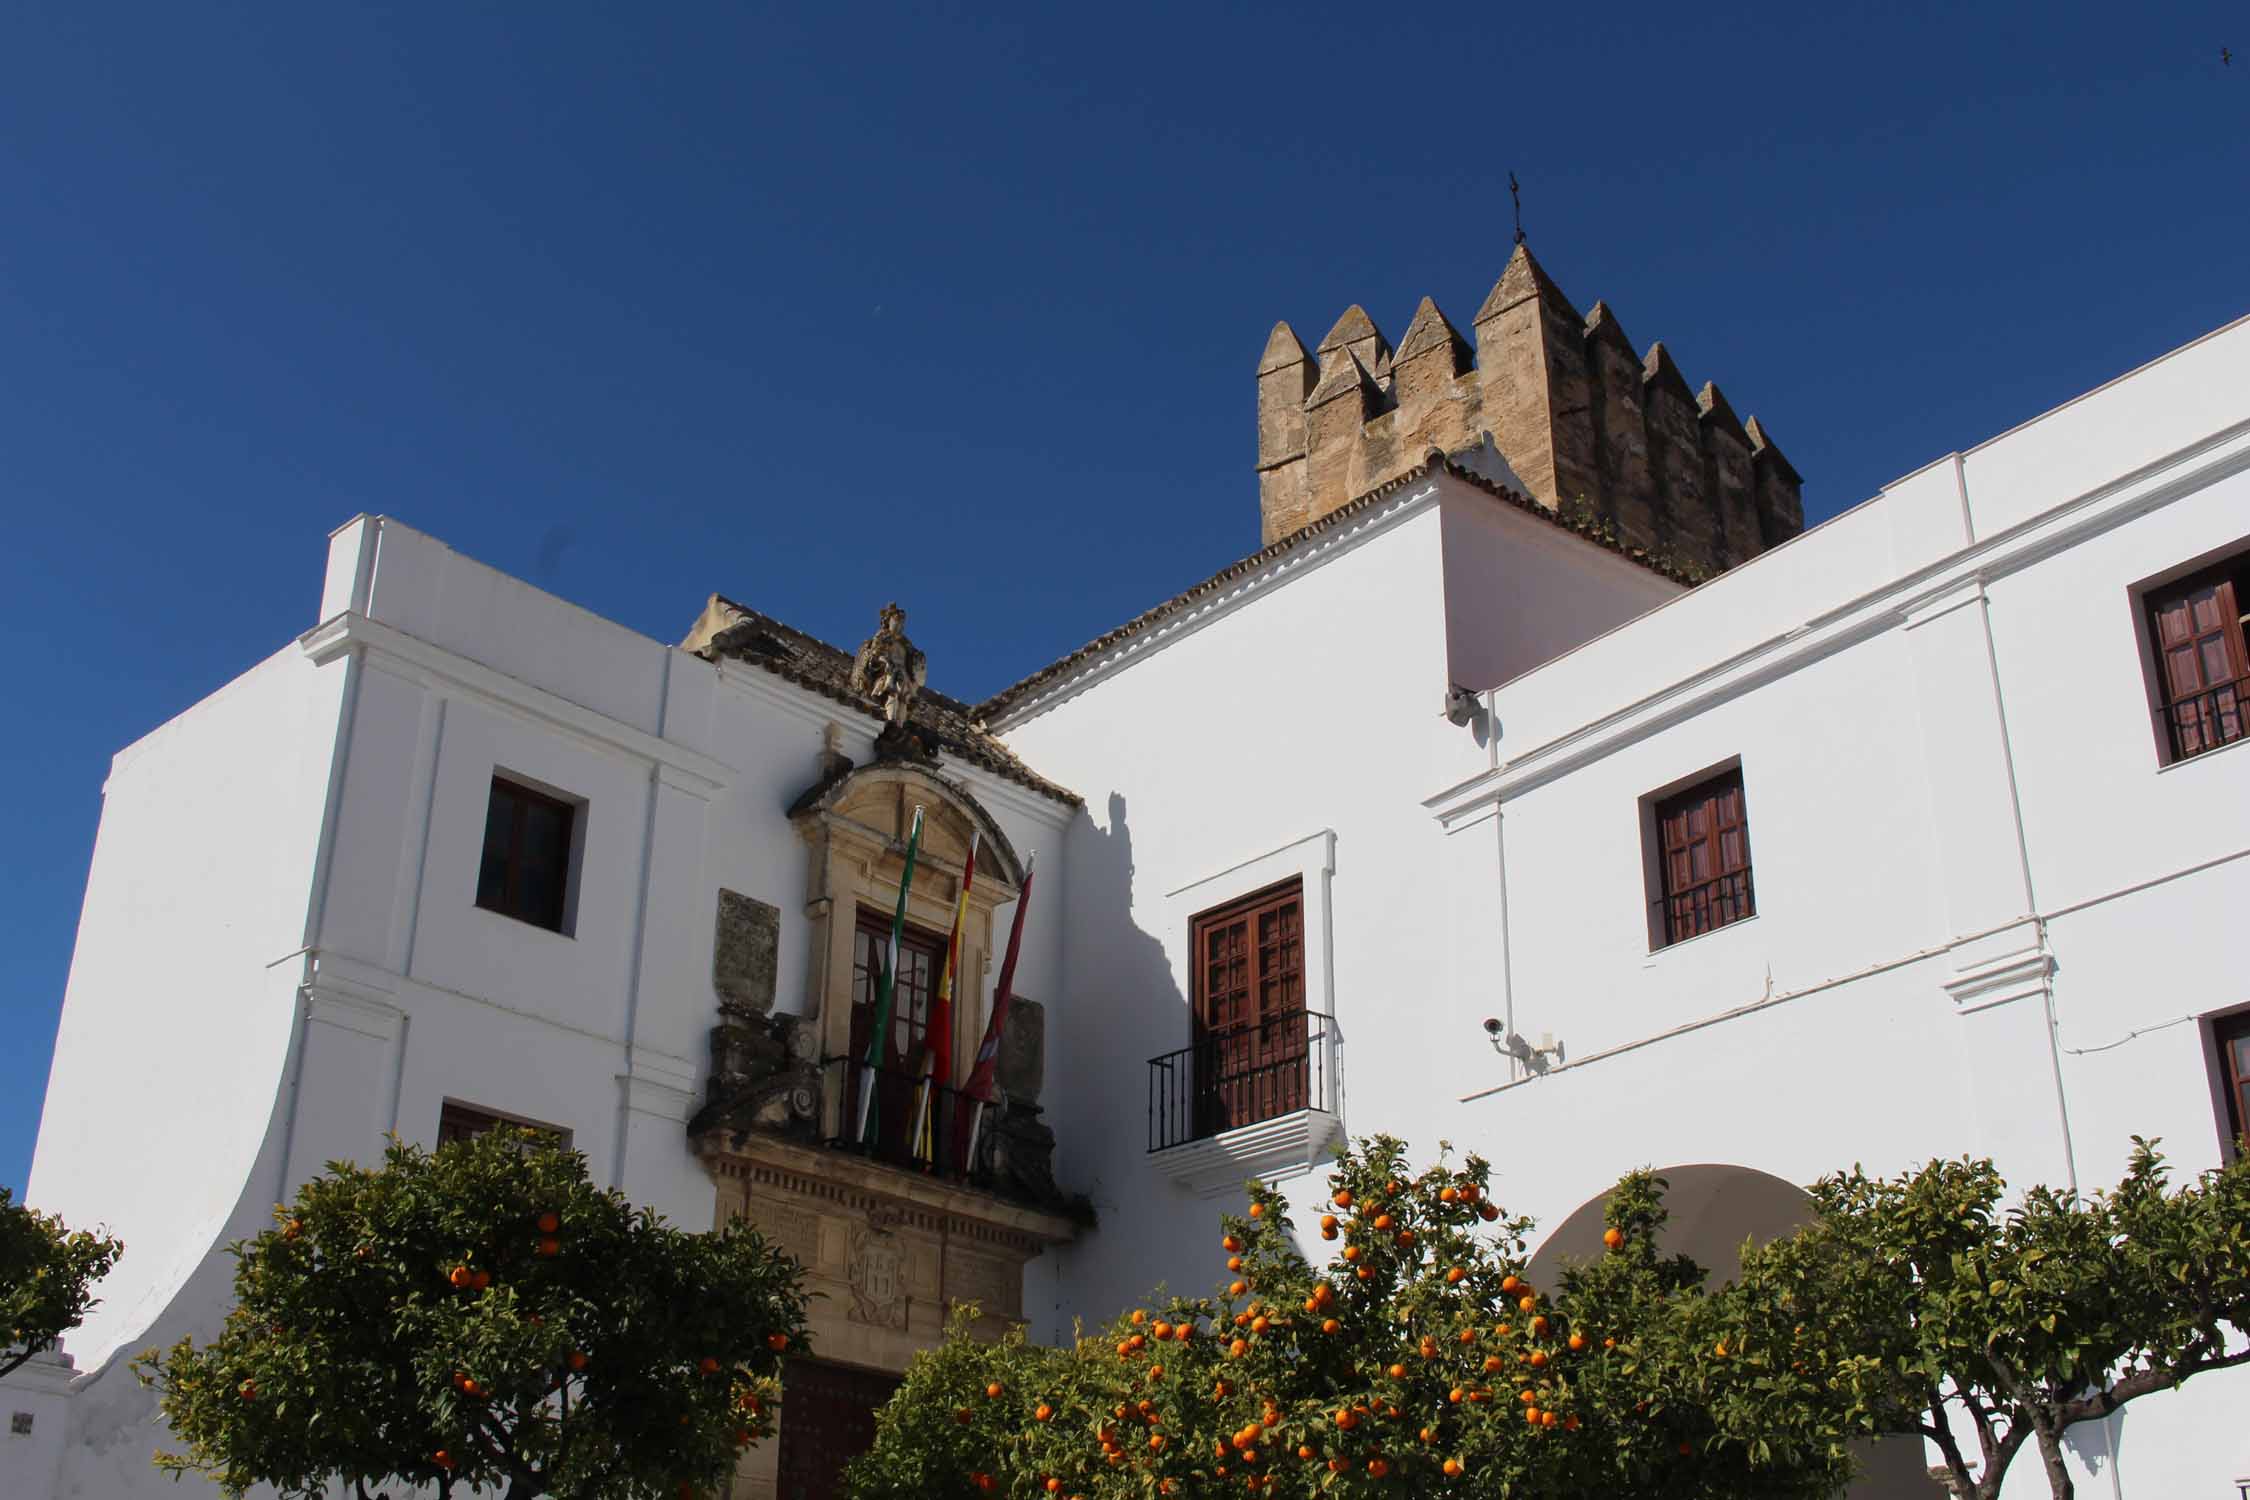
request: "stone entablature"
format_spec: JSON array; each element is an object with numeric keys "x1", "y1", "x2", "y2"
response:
[
  {"x1": 700, "y1": 1131, "x2": 1077, "y2": 1500},
  {"x1": 1256, "y1": 242, "x2": 1804, "y2": 576}
]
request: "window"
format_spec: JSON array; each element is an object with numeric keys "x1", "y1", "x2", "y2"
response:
[
  {"x1": 1649, "y1": 766, "x2": 1755, "y2": 948},
  {"x1": 2212, "y1": 1012, "x2": 2250, "y2": 1157},
  {"x1": 2145, "y1": 550, "x2": 2250, "y2": 764},
  {"x1": 1187, "y1": 879, "x2": 1309, "y2": 1136},
  {"x1": 436, "y1": 1101, "x2": 572, "y2": 1149},
  {"x1": 476, "y1": 775, "x2": 578, "y2": 932},
  {"x1": 841, "y1": 910, "x2": 950, "y2": 1165}
]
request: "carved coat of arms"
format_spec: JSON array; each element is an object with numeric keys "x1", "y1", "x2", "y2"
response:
[{"x1": 846, "y1": 1210, "x2": 908, "y2": 1329}]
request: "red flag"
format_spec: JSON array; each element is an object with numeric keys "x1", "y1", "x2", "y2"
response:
[{"x1": 956, "y1": 855, "x2": 1034, "y2": 1166}]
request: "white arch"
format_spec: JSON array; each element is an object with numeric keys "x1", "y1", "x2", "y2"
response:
[{"x1": 1528, "y1": 1164, "x2": 1944, "y2": 1500}]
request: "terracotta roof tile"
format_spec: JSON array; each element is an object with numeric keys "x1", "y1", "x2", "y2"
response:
[{"x1": 684, "y1": 597, "x2": 1080, "y2": 807}]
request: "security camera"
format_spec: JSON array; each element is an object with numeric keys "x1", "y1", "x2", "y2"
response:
[
  {"x1": 1444, "y1": 685, "x2": 1480, "y2": 727},
  {"x1": 1481, "y1": 1017, "x2": 1503, "y2": 1036}
]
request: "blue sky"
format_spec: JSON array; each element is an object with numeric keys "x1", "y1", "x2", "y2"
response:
[{"x1": 2, "y1": 2, "x2": 2243, "y2": 1197}]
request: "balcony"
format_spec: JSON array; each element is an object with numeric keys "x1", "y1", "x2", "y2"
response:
[{"x1": 1146, "y1": 1010, "x2": 1340, "y2": 1195}]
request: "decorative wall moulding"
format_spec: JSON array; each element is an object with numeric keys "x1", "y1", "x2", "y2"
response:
[
  {"x1": 1943, "y1": 946, "x2": 2056, "y2": 1015},
  {"x1": 1148, "y1": 1108, "x2": 1343, "y2": 1198}
]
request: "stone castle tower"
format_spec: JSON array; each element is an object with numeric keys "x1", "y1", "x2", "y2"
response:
[{"x1": 1256, "y1": 243, "x2": 1803, "y2": 575}]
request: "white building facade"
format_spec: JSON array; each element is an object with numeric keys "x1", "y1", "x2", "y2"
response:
[{"x1": 11, "y1": 307, "x2": 2250, "y2": 1499}]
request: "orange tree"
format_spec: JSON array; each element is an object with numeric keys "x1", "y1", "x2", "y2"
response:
[
  {"x1": 2, "y1": 1186, "x2": 123, "y2": 1382},
  {"x1": 849, "y1": 1135, "x2": 1857, "y2": 1499},
  {"x1": 1726, "y1": 1139, "x2": 2250, "y2": 1500},
  {"x1": 136, "y1": 1129, "x2": 808, "y2": 1500}
]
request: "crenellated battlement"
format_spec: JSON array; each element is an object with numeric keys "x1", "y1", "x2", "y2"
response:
[{"x1": 1256, "y1": 243, "x2": 1803, "y2": 575}]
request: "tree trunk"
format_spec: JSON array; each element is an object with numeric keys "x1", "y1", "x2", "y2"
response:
[{"x1": 2035, "y1": 1426, "x2": 2075, "y2": 1500}]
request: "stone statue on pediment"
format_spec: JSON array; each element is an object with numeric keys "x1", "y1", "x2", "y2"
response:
[{"x1": 849, "y1": 602, "x2": 926, "y2": 728}]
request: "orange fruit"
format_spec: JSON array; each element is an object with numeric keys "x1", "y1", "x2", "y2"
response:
[
  {"x1": 1249, "y1": 1203, "x2": 1264, "y2": 1218},
  {"x1": 1321, "y1": 1318, "x2": 1340, "y2": 1334},
  {"x1": 1446, "y1": 1266, "x2": 1467, "y2": 1285},
  {"x1": 1443, "y1": 1458, "x2": 1464, "y2": 1477},
  {"x1": 449, "y1": 1264, "x2": 472, "y2": 1288},
  {"x1": 1603, "y1": 1227, "x2": 1624, "y2": 1249},
  {"x1": 1222, "y1": 1235, "x2": 1243, "y2": 1252},
  {"x1": 1387, "y1": 1363, "x2": 1407, "y2": 1379},
  {"x1": 768, "y1": 1333, "x2": 789, "y2": 1352},
  {"x1": 1035, "y1": 1403, "x2": 1054, "y2": 1422},
  {"x1": 1229, "y1": 1279, "x2": 1248, "y2": 1297},
  {"x1": 1479, "y1": 1203, "x2": 1500, "y2": 1222},
  {"x1": 1568, "y1": 1332, "x2": 1585, "y2": 1351},
  {"x1": 433, "y1": 1449, "x2": 454, "y2": 1470},
  {"x1": 1528, "y1": 1350, "x2": 1548, "y2": 1368},
  {"x1": 1500, "y1": 1275, "x2": 1520, "y2": 1293},
  {"x1": 537, "y1": 1211, "x2": 560, "y2": 1233},
  {"x1": 954, "y1": 1407, "x2": 973, "y2": 1424},
  {"x1": 568, "y1": 1350, "x2": 589, "y2": 1372},
  {"x1": 1332, "y1": 1190, "x2": 1353, "y2": 1209},
  {"x1": 699, "y1": 1357, "x2": 720, "y2": 1376},
  {"x1": 985, "y1": 1381, "x2": 1004, "y2": 1399}
]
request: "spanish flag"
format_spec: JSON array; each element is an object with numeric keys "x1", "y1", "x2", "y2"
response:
[{"x1": 914, "y1": 831, "x2": 977, "y2": 1164}]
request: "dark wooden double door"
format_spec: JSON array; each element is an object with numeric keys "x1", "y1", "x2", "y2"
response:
[
  {"x1": 1190, "y1": 878, "x2": 1309, "y2": 1137},
  {"x1": 774, "y1": 1357, "x2": 901, "y2": 1500},
  {"x1": 842, "y1": 910, "x2": 948, "y2": 1164}
]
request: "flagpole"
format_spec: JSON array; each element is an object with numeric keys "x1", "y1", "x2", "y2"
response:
[
  {"x1": 857, "y1": 806, "x2": 924, "y2": 1148},
  {"x1": 962, "y1": 850, "x2": 1033, "y2": 1171},
  {"x1": 913, "y1": 830, "x2": 978, "y2": 1167}
]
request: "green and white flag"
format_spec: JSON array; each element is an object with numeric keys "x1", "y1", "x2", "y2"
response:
[{"x1": 857, "y1": 805, "x2": 925, "y2": 1146}]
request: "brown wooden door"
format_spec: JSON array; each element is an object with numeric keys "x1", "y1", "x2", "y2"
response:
[
  {"x1": 2150, "y1": 577, "x2": 2248, "y2": 759},
  {"x1": 1190, "y1": 880, "x2": 1307, "y2": 1135},
  {"x1": 773, "y1": 1357, "x2": 901, "y2": 1500},
  {"x1": 845, "y1": 911, "x2": 945, "y2": 1160}
]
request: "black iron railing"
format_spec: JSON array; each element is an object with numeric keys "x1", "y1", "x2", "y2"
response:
[
  {"x1": 823, "y1": 1056, "x2": 977, "y2": 1178},
  {"x1": 1656, "y1": 868, "x2": 1755, "y2": 947},
  {"x1": 1147, "y1": 1010, "x2": 1333, "y2": 1153},
  {"x1": 2159, "y1": 674, "x2": 2248, "y2": 763}
]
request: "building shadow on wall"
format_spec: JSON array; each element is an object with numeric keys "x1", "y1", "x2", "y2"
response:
[{"x1": 1054, "y1": 793, "x2": 1192, "y2": 1224}]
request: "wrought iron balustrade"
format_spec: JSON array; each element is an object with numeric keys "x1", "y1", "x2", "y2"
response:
[
  {"x1": 822, "y1": 1055, "x2": 976, "y2": 1178},
  {"x1": 1147, "y1": 1009, "x2": 1334, "y2": 1153},
  {"x1": 2159, "y1": 673, "x2": 2248, "y2": 762},
  {"x1": 1656, "y1": 868, "x2": 1755, "y2": 946}
]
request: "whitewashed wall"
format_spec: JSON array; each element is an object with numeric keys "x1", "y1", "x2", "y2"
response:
[
  {"x1": 996, "y1": 480, "x2": 1687, "y2": 1335},
  {"x1": 19, "y1": 516, "x2": 1070, "y2": 1498}
]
